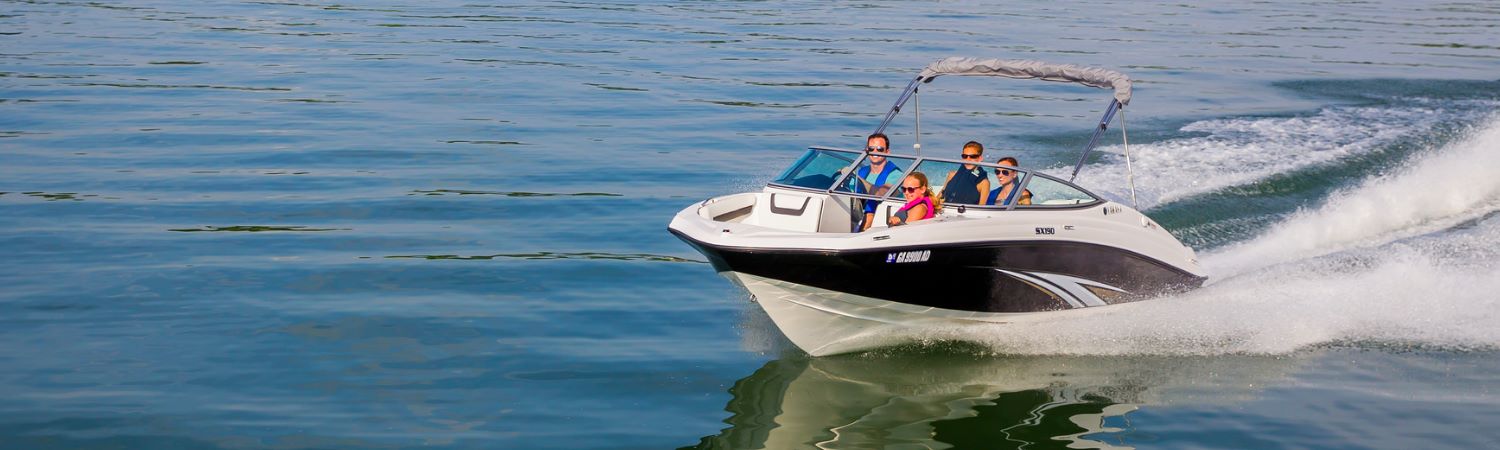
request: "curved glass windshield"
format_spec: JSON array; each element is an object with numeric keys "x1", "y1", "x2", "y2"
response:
[
  {"x1": 913, "y1": 160, "x2": 972, "y2": 204},
  {"x1": 771, "y1": 148, "x2": 1100, "y2": 209},
  {"x1": 897, "y1": 158, "x2": 1099, "y2": 208},
  {"x1": 905, "y1": 159, "x2": 1020, "y2": 207},
  {"x1": 832, "y1": 154, "x2": 914, "y2": 199},
  {"x1": 1023, "y1": 173, "x2": 1100, "y2": 206},
  {"x1": 772, "y1": 148, "x2": 859, "y2": 190}
]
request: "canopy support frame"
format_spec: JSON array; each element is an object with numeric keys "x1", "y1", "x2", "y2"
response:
[
  {"x1": 872, "y1": 59, "x2": 1132, "y2": 183},
  {"x1": 1068, "y1": 99, "x2": 1121, "y2": 183},
  {"x1": 872, "y1": 76, "x2": 924, "y2": 136}
]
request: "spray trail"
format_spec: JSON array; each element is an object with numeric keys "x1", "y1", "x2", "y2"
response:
[
  {"x1": 1207, "y1": 114, "x2": 1500, "y2": 278},
  {"x1": 949, "y1": 113, "x2": 1500, "y2": 356},
  {"x1": 947, "y1": 230, "x2": 1500, "y2": 356},
  {"x1": 1071, "y1": 102, "x2": 1497, "y2": 208}
]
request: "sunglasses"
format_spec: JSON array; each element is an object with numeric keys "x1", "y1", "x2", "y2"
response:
[
  {"x1": 994, "y1": 169, "x2": 1014, "y2": 176},
  {"x1": 901, "y1": 186, "x2": 920, "y2": 193},
  {"x1": 865, "y1": 145, "x2": 887, "y2": 152},
  {"x1": 960, "y1": 153, "x2": 982, "y2": 159}
]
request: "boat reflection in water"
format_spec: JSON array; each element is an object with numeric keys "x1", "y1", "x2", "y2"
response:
[{"x1": 684, "y1": 350, "x2": 1304, "y2": 449}]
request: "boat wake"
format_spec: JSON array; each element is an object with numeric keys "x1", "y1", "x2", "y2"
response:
[
  {"x1": 1076, "y1": 100, "x2": 1499, "y2": 208},
  {"x1": 919, "y1": 113, "x2": 1500, "y2": 356},
  {"x1": 1207, "y1": 113, "x2": 1500, "y2": 277}
]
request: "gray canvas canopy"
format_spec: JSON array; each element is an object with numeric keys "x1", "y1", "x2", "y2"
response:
[
  {"x1": 917, "y1": 57, "x2": 1132, "y2": 105},
  {"x1": 870, "y1": 57, "x2": 1137, "y2": 183}
]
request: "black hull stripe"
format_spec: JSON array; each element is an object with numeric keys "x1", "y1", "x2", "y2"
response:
[{"x1": 672, "y1": 229, "x2": 1206, "y2": 314}]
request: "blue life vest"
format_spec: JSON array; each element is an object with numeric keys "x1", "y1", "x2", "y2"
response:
[
  {"x1": 857, "y1": 163, "x2": 899, "y2": 214},
  {"x1": 942, "y1": 167, "x2": 985, "y2": 205},
  {"x1": 987, "y1": 180, "x2": 1024, "y2": 206}
]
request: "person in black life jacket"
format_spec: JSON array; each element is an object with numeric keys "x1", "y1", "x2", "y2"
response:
[
  {"x1": 854, "y1": 133, "x2": 903, "y2": 231},
  {"x1": 941, "y1": 141, "x2": 990, "y2": 205},
  {"x1": 986, "y1": 156, "x2": 1032, "y2": 206}
]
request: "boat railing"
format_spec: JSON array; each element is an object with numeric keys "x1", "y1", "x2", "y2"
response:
[{"x1": 768, "y1": 147, "x2": 1104, "y2": 211}]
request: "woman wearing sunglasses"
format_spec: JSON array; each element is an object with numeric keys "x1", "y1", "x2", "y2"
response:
[
  {"x1": 940, "y1": 141, "x2": 991, "y2": 205},
  {"x1": 985, "y1": 156, "x2": 1032, "y2": 206},
  {"x1": 888, "y1": 172, "x2": 943, "y2": 226}
]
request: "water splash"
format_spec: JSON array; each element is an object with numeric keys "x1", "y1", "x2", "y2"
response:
[
  {"x1": 1074, "y1": 101, "x2": 1498, "y2": 208},
  {"x1": 945, "y1": 114, "x2": 1500, "y2": 356},
  {"x1": 945, "y1": 227, "x2": 1500, "y2": 356},
  {"x1": 1208, "y1": 114, "x2": 1500, "y2": 277}
]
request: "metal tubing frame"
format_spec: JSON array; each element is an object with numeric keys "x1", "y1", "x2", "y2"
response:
[
  {"x1": 872, "y1": 76, "x2": 925, "y2": 135},
  {"x1": 1068, "y1": 99, "x2": 1121, "y2": 182},
  {"x1": 872, "y1": 76, "x2": 1121, "y2": 183}
]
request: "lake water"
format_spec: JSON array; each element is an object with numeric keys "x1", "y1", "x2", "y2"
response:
[{"x1": 4, "y1": 1, "x2": 1500, "y2": 448}]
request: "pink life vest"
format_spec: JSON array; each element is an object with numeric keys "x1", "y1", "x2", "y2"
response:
[{"x1": 898, "y1": 196, "x2": 935, "y2": 220}]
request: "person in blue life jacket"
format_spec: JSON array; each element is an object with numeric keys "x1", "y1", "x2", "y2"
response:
[
  {"x1": 986, "y1": 156, "x2": 1032, "y2": 206},
  {"x1": 940, "y1": 141, "x2": 990, "y2": 205},
  {"x1": 853, "y1": 133, "x2": 903, "y2": 231}
]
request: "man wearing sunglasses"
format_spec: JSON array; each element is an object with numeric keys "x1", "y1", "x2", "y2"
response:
[
  {"x1": 986, "y1": 156, "x2": 1032, "y2": 206},
  {"x1": 941, "y1": 141, "x2": 991, "y2": 205},
  {"x1": 854, "y1": 133, "x2": 903, "y2": 231}
]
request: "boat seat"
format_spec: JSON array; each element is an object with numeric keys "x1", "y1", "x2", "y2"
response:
[
  {"x1": 867, "y1": 202, "x2": 901, "y2": 229},
  {"x1": 746, "y1": 192, "x2": 823, "y2": 232}
]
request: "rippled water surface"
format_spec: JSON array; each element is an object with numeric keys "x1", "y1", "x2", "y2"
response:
[{"x1": 4, "y1": 1, "x2": 1500, "y2": 448}]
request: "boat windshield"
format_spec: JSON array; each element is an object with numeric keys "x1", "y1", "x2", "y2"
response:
[
  {"x1": 771, "y1": 148, "x2": 861, "y2": 190},
  {"x1": 829, "y1": 153, "x2": 917, "y2": 198},
  {"x1": 773, "y1": 148, "x2": 1101, "y2": 209},
  {"x1": 1019, "y1": 173, "x2": 1100, "y2": 206},
  {"x1": 904, "y1": 158, "x2": 1101, "y2": 208}
]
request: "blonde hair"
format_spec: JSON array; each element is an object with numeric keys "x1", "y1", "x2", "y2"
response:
[{"x1": 907, "y1": 172, "x2": 943, "y2": 213}]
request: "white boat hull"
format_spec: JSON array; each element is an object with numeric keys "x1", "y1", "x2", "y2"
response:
[{"x1": 730, "y1": 271, "x2": 1118, "y2": 356}]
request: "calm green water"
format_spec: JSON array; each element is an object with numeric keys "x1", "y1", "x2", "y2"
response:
[{"x1": 3, "y1": 1, "x2": 1500, "y2": 448}]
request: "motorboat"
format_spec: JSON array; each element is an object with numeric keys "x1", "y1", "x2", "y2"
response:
[{"x1": 668, "y1": 57, "x2": 1206, "y2": 356}]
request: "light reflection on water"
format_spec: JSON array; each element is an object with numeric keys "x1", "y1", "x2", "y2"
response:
[
  {"x1": 686, "y1": 353, "x2": 1307, "y2": 450},
  {"x1": 3, "y1": 0, "x2": 1500, "y2": 448}
]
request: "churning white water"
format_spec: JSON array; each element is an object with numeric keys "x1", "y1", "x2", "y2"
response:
[
  {"x1": 1207, "y1": 114, "x2": 1500, "y2": 277},
  {"x1": 1074, "y1": 101, "x2": 1499, "y2": 209},
  {"x1": 949, "y1": 113, "x2": 1500, "y2": 356}
]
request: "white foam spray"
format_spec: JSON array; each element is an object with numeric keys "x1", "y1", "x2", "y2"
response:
[
  {"x1": 945, "y1": 113, "x2": 1500, "y2": 356},
  {"x1": 1208, "y1": 114, "x2": 1500, "y2": 277},
  {"x1": 943, "y1": 221, "x2": 1500, "y2": 356},
  {"x1": 1071, "y1": 102, "x2": 1497, "y2": 208}
]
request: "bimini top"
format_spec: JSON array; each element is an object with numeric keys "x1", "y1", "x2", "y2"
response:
[
  {"x1": 917, "y1": 57, "x2": 1132, "y2": 105},
  {"x1": 871, "y1": 56, "x2": 1135, "y2": 183}
]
